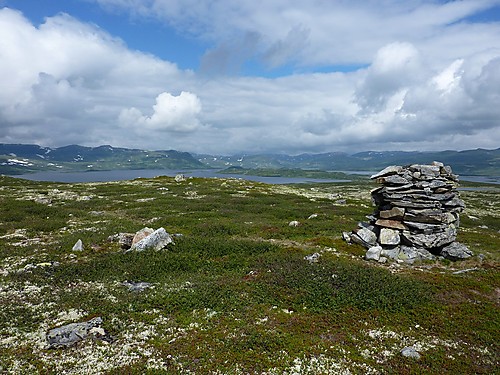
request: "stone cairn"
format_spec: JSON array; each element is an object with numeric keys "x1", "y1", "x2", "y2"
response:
[{"x1": 344, "y1": 162, "x2": 473, "y2": 263}]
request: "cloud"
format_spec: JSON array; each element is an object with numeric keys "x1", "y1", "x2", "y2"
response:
[
  {"x1": 0, "y1": 8, "x2": 190, "y2": 147},
  {"x1": 120, "y1": 91, "x2": 202, "y2": 132},
  {"x1": 91, "y1": 0, "x2": 500, "y2": 69},
  {"x1": 355, "y1": 42, "x2": 425, "y2": 112},
  {"x1": 199, "y1": 32, "x2": 261, "y2": 76},
  {"x1": 1, "y1": 4, "x2": 500, "y2": 154}
]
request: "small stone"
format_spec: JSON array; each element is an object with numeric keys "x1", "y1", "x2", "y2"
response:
[
  {"x1": 122, "y1": 281, "x2": 153, "y2": 292},
  {"x1": 174, "y1": 174, "x2": 186, "y2": 182},
  {"x1": 304, "y1": 253, "x2": 321, "y2": 263},
  {"x1": 307, "y1": 214, "x2": 318, "y2": 220},
  {"x1": 401, "y1": 346, "x2": 421, "y2": 359},
  {"x1": 378, "y1": 256, "x2": 388, "y2": 263},
  {"x1": 342, "y1": 231, "x2": 352, "y2": 243},
  {"x1": 452, "y1": 268, "x2": 479, "y2": 275},
  {"x1": 289, "y1": 220, "x2": 300, "y2": 227},
  {"x1": 72, "y1": 239, "x2": 83, "y2": 252},
  {"x1": 365, "y1": 246, "x2": 382, "y2": 261}
]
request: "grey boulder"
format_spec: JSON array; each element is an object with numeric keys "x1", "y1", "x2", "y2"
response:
[
  {"x1": 46, "y1": 317, "x2": 106, "y2": 349},
  {"x1": 440, "y1": 242, "x2": 473, "y2": 260}
]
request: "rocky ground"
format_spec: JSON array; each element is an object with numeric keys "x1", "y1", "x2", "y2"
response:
[{"x1": 0, "y1": 174, "x2": 498, "y2": 374}]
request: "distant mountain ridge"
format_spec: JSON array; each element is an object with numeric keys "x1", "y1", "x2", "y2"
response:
[
  {"x1": 0, "y1": 144, "x2": 204, "y2": 174},
  {"x1": 197, "y1": 148, "x2": 500, "y2": 175},
  {"x1": 1, "y1": 143, "x2": 499, "y2": 176}
]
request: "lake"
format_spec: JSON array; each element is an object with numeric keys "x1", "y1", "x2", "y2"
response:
[
  {"x1": 7, "y1": 169, "x2": 350, "y2": 184},
  {"x1": 6, "y1": 169, "x2": 500, "y2": 185}
]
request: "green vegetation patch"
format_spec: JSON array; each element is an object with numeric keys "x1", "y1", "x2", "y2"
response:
[{"x1": 0, "y1": 175, "x2": 498, "y2": 374}]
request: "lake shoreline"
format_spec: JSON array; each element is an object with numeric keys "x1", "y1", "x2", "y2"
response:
[{"x1": 4, "y1": 168, "x2": 500, "y2": 185}]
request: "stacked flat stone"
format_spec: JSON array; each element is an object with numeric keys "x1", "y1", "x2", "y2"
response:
[{"x1": 346, "y1": 162, "x2": 473, "y2": 263}]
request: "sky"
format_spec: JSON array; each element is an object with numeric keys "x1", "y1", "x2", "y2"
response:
[{"x1": 1, "y1": 0, "x2": 500, "y2": 155}]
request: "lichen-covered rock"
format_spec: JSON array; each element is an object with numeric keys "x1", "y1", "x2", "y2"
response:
[
  {"x1": 46, "y1": 317, "x2": 105, "y2": 349},
  {"x1": 379, "y1": 228, "x2": 401, "y2": 245}
]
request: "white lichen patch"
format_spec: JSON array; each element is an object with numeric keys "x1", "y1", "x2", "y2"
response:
[
  {"x1": 264, "y1": 353, "x2": 379, "y2": 375},
  {"x1": 360, "y1": 327, "x2": 494, "y2": 365}
]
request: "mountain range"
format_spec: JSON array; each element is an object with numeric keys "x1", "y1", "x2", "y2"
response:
[{"x1": 1, "y1": 143, "x2": 499, "y2": 176}]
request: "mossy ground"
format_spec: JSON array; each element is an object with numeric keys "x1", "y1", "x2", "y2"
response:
[{"x1": 0, "y1": 175, "x2": 498, "y2": 374}]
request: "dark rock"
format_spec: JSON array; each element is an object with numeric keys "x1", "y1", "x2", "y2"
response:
[{"x1": 107, "y1": 233, "x2": 135, "y2": 249}]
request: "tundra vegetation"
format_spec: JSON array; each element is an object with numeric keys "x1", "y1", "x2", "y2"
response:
[{"x1": 0, "y1": 174, "x2": 498, "y2": 374}]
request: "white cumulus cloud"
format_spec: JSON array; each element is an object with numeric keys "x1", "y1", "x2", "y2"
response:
[{"x1": 120, "y1": 91, "x2": 202, "y2": 132}]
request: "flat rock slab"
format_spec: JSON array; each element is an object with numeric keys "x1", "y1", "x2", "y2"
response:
[
  {"x1": 46, "y1": 317, "x2": 104, "y2": 349},
  {"x1": 376, "y1": 219, "x2": 408, "y2": 231},
  {"x1": 370, "y1": 165, "x2": 402, "y2": 179},
  {"x1": 122, "y1": 281, "x2": 153, "y2": 292}
]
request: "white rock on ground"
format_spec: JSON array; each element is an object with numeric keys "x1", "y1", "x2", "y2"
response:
[
  {"x1": 72, "y1": 239, "x2": 83, "y2": 251},
  {"x1": 129, "y1": 227, "x2": 173, "y2": 252}
]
